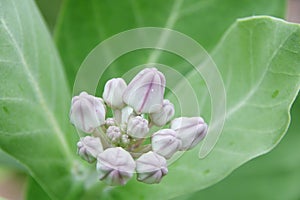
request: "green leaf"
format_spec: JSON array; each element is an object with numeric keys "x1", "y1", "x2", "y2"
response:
[
  {"x1": 79, "y1": 16, "x2": 300, "y2": 200},
  {"x1": 26, "y1": 177, "x2": 51, "y2": 200},
  {"x1": 176, "y1": 94, "x2": 300, "y2": 200},
  {"x1": 0, "y1": 149, "x2": 26, "y2": 171},
  {"x1": 54, "y1": 0, "x2": 285, "y2": 88},
  {"x1": 0, "y1": 0, "x2": 81, "y2": 199}
]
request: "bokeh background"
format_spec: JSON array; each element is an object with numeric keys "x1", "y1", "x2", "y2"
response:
[{"x1": 0, "y1": 0, "x2": 299, "y2": 199}]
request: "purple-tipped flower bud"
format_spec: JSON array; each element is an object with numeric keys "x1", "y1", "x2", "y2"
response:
[
  {"x1": 136, "y1": 151, "x2": 168, "y2": 184},
  {"x1": 70, "y1": 92, "x2": 106, "y2": 133},
  {"x1": 127, "y1": 116, "x2": 149, "y2": 138},
  {"x1": 171, "y1": 117, "x2": 208, "y2": 150},
  {"x1": 77, "y1": 136, "x2": 103, "y2": 163},
  {"x1": 106, "y1": 126, "x2": 122, "y2": 143},
  {"x1": 97, "y1": 147, "x2": 135, "y2": 186},
  {"x1": 123, "y1": 68, "x2": 166, "y2": 114},
  {"x1": 150, "y1": 99, "x2": 175, "y2": 126},
  {"x1": 151, "y1": 129, "x2": 181, "y2": 159},
  {"x1": 103, "y1": 78, "x2": 127, "y2": 109}
]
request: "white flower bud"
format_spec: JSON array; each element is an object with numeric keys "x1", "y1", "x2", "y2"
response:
[
  {"x1": 77, "y1": 136, "x2": 103, "y2": 163},
  {"x1": 121, "y1": 134, "x2": 130, "y2": 145},
  {"x1": 70, "y1": 92, "x2": 106, "y2": 133},
  {"x1": 123, "y1": 68, "x2": 166, "y2": 114},
  {"x1": 127, "y1": 116, "x2": 149, "y2": 138},
  {"x1": 105, "y1": 118, "x2": 115, "y2": 127},
  {"x1": 103, "y1": 78, "x2": 127, "y2": 109},
  {"x1": 106, "y1": 126, "x2": 122, "y2": 143},
  {"x1": 136, "y1": 151, "x2": 168, "y2": 184},
  {"x1": 97, "y1": 147, "x2": 135, "y2": 186},
  {"x1": 171, "y1": 117, "x2": 208, "y2": 150},
  {"x1": 150, "y1": 99, "x2": 175, "y2": 126},
  {"x1": 151, "y1": 129, "x2": 181, "y2": 159}
]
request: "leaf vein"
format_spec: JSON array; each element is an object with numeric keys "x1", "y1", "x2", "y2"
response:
[{"x1": 225, "y1": 27, "x2": 298, "y2": 118}]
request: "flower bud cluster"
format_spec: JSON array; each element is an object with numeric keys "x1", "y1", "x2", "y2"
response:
[{"x1": 70, "y1": 68, "x2": 208, "y2": 186}]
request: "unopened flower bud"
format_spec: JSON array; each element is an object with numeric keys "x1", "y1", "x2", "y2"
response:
[
  {"x1": 171, "y1": 117, "x2": 208, "y2": 150},
  {"x1": 123, "y1": 68, "x2": 166, "y2": 113},
  {"x1": 97, "y1": 147, "x2": 135, "y2": 186},
  {"x1": 77, "y1": 136, "x2": 103, "y2": 163},
  {"x1": 127, "y1": 116, "x2": 149, "y2": 138},
  {"x1": 105, "y1": 118, "x2": 115, "y2": 127},
  {"x1": 151, "y1": 129, "x2": 181, "y2": 159},
  {"x1": 136, "y1": 151, "x2": 168, "y2": 184},
  {"x1": 150, "y1": 99, "x2": 175, "y2": 126},
  {"x1": 121, "y1": 134, "x2": 130, "y2": 145},
  {"x1": 70, "y1": 92, "x2": 106, "y2": 133},
  {"x1": 106, "y1": 126, "x2": 122, "y2": 143},
  {"x1": 103, "y1": 78, "x2": 127, "y2": 109}
]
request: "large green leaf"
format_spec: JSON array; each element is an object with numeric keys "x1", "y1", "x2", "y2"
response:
[
  {"x1": 75, "y1": 17, "x2": 300, "y2": 200},
  {"x1": 164, "y1": 16, "x2": 300, "y2": 199},
  {"x1": 177, "y1": 94, "x2": 300, "y2": 200},
  {"x1": 0, "y1": 0, "x2": 81, "y2": 199},
  {"x1": 54, "y1": 0, "x2": 285, "y2": 88}
]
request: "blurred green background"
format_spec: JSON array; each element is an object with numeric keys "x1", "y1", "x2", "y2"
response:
[{"x1": 0, "y1": 0, "x2": 299, "y2": 199}]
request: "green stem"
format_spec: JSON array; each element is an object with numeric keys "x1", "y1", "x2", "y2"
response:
[{"x1": 94, "y1": 128, "x2": 111, "y2": 149}]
